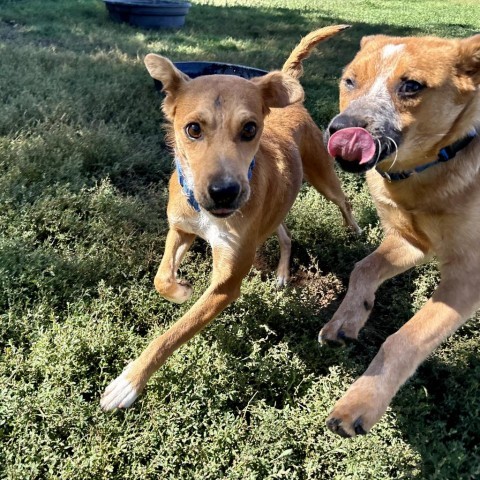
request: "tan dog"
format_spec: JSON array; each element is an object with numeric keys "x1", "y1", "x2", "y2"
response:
[
  {"x1": 320, "y1": 32, "x2": 480, "y2": 437},
  {"x1": 100, "y1": 26, "x2": 360, "y2": 411}
]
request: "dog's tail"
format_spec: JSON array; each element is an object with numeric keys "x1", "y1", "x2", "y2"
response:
[{"x1": 282, "y1": 25, "x2": 350, "y2": 79}]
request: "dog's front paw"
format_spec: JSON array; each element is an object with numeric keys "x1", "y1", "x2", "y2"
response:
[
  {"x1": 169, "y1": 280, "x2": 193, "y2": 304},
  {"x1": 319, "y1": 297, "x2": 374, "y2": 345},
  {"x1": 319, "y1": 322, "x2": 359, "y2": 346},
  {"x1": 100, "y1": 363, "x2": 145, "y2": 411},
  {"x1": 154, "y1": 277, "x2": 193, "y2": 304},
  {"x1": 326, "y1": 377, "x2": 390, "y2": 437}
]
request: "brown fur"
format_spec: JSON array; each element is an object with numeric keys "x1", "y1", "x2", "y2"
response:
[
  {"x1": 100, "y1": 26, "x2": 359, "y2": 411},
  {"x1": 320, "y1": 33, "x2": 480, "y2": 437}
]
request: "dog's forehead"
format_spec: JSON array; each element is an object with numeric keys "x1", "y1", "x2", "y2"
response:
[
  {"x1": 350, "y1": 36, "x2": 458, "y2": 83},
  {"x1": 181, "y1": 75, "x2": 262, "y2": 105},
  {"x1": 171, "y1": 74, "x2": 265, "y2": 126}
]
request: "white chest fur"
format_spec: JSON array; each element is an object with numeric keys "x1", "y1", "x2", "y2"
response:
[{"x1": 169, "y1": 210, "x2": 240, "y2": 250}]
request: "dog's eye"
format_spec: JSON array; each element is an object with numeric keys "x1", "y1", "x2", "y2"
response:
[
  {"x1": 343, "y1": 78, "x2": 356, "y2": 90},
  {"x1": 185, "y1": 122, "x2": 202, "y2": 140},
  {"x1": 241, "y1": 122, "x2": 257, "y2": 141},
  {"x1": 398, "y1": 80, "x2": 425, "y2": 97}
]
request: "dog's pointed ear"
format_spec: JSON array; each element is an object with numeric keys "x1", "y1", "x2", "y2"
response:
[
  {"x1": 251, "y1": 71, "x2": 304, "y2": 109},
  {"x1": 458, "y1": 34, "x2": 480, "y2": 84},
  {"x1": 144, "y1": 53, "x2": 190, "y2": 96}
]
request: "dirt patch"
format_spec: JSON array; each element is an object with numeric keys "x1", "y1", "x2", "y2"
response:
[
  {"x1": 254, "y1": 248, "x2": 344, "y2": 310},
  {"x1": 291, "y1": 266, "x2": 344, "y2": 310}
]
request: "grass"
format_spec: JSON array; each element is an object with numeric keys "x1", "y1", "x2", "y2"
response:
[{"x1": 0, "y1": 0, "x2": 479, "y2": 478}]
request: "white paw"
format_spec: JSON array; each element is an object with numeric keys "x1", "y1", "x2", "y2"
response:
[
  {"x1": 100, "y1": 365, "x2": 139, "y2": 411},
  {"x1": 276, "y1": 275, "x2": 288, "y2": 288},
  {"x1": 352, "y1": 224, "x2": 363, "y2": 236},
  {"x1": 164, "y1": 288, "x2": 192, "y2": 304},
  {"x1": 162, "y1": 282, "x2": 193, "y2": 304}
]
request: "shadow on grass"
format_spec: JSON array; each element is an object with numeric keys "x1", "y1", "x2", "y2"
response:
[
  {"x1": 0, "y1": 4, "x2": 441, "y2": 202},
  {"x1": 393, "y1": 345, "x2": 480, "y2": 479}
]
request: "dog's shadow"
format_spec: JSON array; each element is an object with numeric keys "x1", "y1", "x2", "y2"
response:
[{"x1": 393, "y1": 343, "x2": 480, "y2": 478}]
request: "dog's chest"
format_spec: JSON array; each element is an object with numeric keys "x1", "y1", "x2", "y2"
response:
[{"x1": 169, "y1": 211, "x2": 239, "y2": 250}]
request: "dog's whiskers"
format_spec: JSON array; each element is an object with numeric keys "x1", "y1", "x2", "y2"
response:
[
  {"x1": 374, "y1": 138, "x2": 382, "y2": 167},
  {"x1": 386, "y1": 136, "x2": 399, "y2": 171}
]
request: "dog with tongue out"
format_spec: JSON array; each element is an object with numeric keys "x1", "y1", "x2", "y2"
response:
[
  {"x1": 327, "y1": 127, "x2": 376, "y2": 168},
  {"x1": 319, "y1": 31, "x2": 480, "y2": 439}
]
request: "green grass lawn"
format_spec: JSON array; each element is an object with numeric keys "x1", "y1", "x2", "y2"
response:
[{"x1": 1, "y1": 0, "x2": 479, "y2": 478}]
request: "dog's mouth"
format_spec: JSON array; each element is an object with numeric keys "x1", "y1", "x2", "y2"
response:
[
  {"x1": 327, "y1": 127, "x2": 399, "y2": 174},
  {"x1": 205, "y1": 196, "x2": 246, "y2": 217},
  {"x1": 208, "y1": 207, "x2": 236, "y2": 218}
]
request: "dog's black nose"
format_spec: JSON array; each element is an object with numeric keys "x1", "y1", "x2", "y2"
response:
[
  {"x1": 208, "y1": 180, "x2": 241, "y2": 206},
  {"x1": 328, "y1": 114, "x2": 368, "y2": 135}
]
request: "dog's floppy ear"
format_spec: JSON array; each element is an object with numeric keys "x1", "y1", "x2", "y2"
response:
[
  {"x1": 144, "y1": 53, "x2": 190, "y2": 96},
  {"x1": 457, "y1": 34, "x2": 480, "y2": 84},
  {"x1": 251, "y1": 71, "x2": 304, "y2": 109}
]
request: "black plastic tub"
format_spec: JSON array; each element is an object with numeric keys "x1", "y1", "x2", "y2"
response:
[
  {"x1": 154, "y1": 61, "x2": 268, "y2": 91},
  {"x1": 104, "y1": 0, "x2": 191, "y2": 29}
]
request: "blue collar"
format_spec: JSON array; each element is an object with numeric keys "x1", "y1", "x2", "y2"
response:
[
  {"x1": 376, "y1": 129, "x2": 477, "y2": 182},
  {"x1": 175, "y1": 156, "x2": 256, "y2": 212}
]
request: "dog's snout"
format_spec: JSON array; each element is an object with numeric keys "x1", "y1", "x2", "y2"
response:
[
  {"x1": 329, "y1": 114, "x2": 368, "y2": 135},
  {"x1": 208, "y1": 180, "x2": 241, "y2": 206}
]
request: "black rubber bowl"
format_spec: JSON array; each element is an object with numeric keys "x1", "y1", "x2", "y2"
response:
[
  {"x1": 104, "y1": 0, "x2": 191, "y2": 29},
  {"x1": 153, "y1": 61, "x2": 268, "y2": 92}
]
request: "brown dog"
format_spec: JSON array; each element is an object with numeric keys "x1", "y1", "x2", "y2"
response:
[
  {"x1": 100, "y1": 26, "x2": 360, "y2": 411},
  {"x1": 320, "y1": 32, "x2": 480, "y2": 437}
]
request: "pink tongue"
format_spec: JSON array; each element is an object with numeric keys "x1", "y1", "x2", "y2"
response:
[{"x1": 327, "y1": 127, "x2": 376, "y2": 165}]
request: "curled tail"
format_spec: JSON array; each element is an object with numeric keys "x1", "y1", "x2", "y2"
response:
[{"x1": 282, "y1": 25, "x2": 350, "y2": 79}]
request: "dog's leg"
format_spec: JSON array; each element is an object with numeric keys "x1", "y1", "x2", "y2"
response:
[
  {"x1": 320, "y1": 234, "x2": 428, "y2": 344},
  {"x1": 100, "y1": 243, "x2": 256, "y2": 411},
  {"x1": 276, "y1": 223, "x2": 292, "y2": 287},
  {"x1": 303, "y1": 157, "x2": 361, "y2": 234},
  {"x1": 154, "y1": 227, "x2": 196, "y2": 304},
  {"x1": 326, "y1": 266, "x2": 480, "y2": 437}
]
